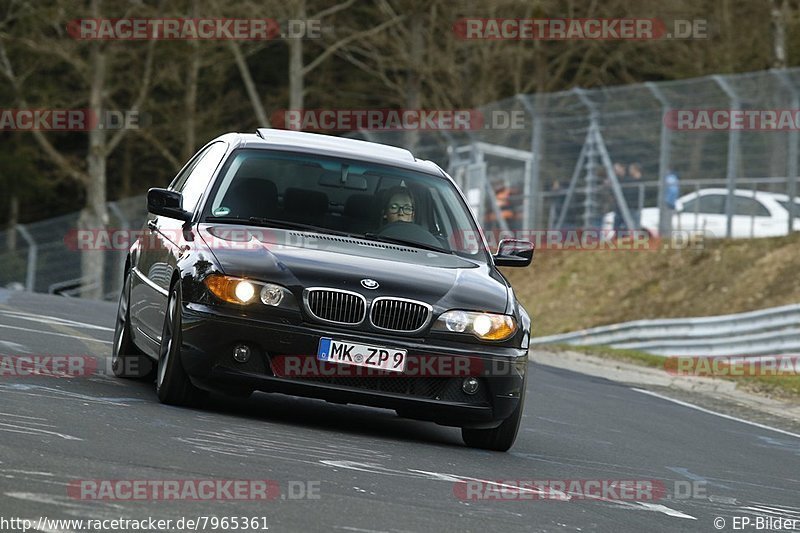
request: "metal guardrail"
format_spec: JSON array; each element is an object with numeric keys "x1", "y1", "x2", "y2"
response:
[{"x1": 530, "y1": 303, "x2": 800, "y2": 356}]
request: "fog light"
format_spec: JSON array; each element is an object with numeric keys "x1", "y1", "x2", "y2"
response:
[
  {"x1": 233, "y1": 344, "x2": 251, "y2": 363},
  {"x1": 462, "y1": 377, "x2": 480, "y2": 395}
]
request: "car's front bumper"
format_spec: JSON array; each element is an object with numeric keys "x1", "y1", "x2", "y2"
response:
[{"x1": 178, "y1": 303, "x2": 528, "y2": 429}]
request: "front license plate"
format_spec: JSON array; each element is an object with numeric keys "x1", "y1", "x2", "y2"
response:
[{"x1": 317, "y1": 338, "x2": 407, "y2": 373}]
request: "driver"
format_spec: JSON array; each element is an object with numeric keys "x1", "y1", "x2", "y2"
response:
[{"x1": 382, "y1": 187, "x2": 415, "y2": 225}]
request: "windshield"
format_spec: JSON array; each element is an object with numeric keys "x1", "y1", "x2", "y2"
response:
[{"x1": 201, "y1": 149, "x2": 488, "y2": 260}]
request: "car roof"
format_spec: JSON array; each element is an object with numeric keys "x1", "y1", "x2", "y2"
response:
[
  {"x1": 767, "y1": 192, "x2": 800, "y2": 202},
  {"x1": 219, "y1": 129, "x2": 444, "y2": 175},
  {"x1": 683, "y1": 188, "x2": 782, "y2": 200}
]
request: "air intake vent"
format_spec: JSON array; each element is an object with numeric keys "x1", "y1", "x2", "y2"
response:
[
  {"x1": 289, "y1": 232, "x2": 418, "y2": 253},
  {"x1": 370, "y1": 298, "x2": 431, "y2": 332},
  {"x1": 305, "y1": 288, "x2": 366, "y2": 325}
]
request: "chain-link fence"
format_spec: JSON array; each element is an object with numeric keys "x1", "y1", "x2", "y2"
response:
[
  {"x1": 0, "y1": 195, "x2": 148, "y2": 299},
  {"x1": 353, "y1": 68, "x2": 800, "y2": 240},
  {"x1": 2, "y1": 67, "x2": 800, "y2": 299}
]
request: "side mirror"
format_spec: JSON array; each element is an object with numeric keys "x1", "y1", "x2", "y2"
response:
[
  {"x1": 494, "y1": 239, "x2": 534, "y2": 267},
  {"x1": 147, "y1": 188, "x2": 192, "y2": 222}
]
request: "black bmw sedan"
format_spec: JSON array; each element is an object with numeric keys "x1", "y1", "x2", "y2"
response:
[{"x1": 113, "y1": 128, "x2": 534, "y2": 451}]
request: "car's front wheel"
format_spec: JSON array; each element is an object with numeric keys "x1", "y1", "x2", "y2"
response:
[
  {"x1": 156, "y1": 283, "x2": 207, "y2": 406},
  {"x1": 461, "y1": 382, "x2": 526, "y2": 452},
  {"x1": 112, "y1": 272, "x2": 154, "y2": 379}
]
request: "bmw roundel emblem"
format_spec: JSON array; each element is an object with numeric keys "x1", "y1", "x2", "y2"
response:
[{"x1": 361, "y1": 279, "x2": 379, "y2": 290}]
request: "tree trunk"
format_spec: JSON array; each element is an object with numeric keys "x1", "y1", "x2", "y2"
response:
[
  {"x1": 184, "y1": 0, "x2": 200, "y2": 158},
  {"x1": 769, "y1": 0, "x2": 790, "y2": 184},
  {"x1": 230, "y1": 41, "x2": 270, "y2": 127},
  {"x1": 288, "y1": 0, "x2": 306, "y2": 111},
  {"x1": 121, "y1": 137, "x2": 132, "y2": 199},
  {"x1": 184, "y1": 39, "x2": 200, "y2": 159},
  {"x1": 403, "y1": 12, "x2": 423, "y2": 151},
  {"x1": 772, "y1": 0, "x2": 788, "y2": 69},
  {"x1": 79, "y1": 38, "x2": 109, "y2": 299}
]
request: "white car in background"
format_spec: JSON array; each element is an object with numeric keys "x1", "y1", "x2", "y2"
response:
[{"x1": 604, "y1": 188, "x2": 800, "y2": 238}]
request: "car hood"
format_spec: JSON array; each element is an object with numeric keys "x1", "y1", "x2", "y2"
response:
[{"x1": 197, "y1": 225, "x2": 510, "y2": 313}]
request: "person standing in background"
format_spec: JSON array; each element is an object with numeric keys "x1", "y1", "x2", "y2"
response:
[
  {"x1": 663, "y1": 169, "x2": 680, "y2": 237},
  {"x1": 626, "y1": 162, "x2": 643, "y2": 229},
  {"x1": 612, "y1": 162, "x2": 628, "y2": 231}
]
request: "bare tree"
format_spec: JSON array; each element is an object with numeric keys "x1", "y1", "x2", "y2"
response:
[
  {"x1": 228, "y1": 0, "x2": 401, "y2": 125},
  {"x1": 773, "y1": 0, "x2": 789, "y2": 68},
  {"x1": 0, "y1": 0, "x2": 155, "y2": 297}
]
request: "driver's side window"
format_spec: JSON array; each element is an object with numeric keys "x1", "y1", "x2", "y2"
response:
[
  {"x1": 170, "y1": 146, "x2": 212, "y2": 192},
  {"x1": 170, "y1": 142, "x2": 227, "y2": 213}
]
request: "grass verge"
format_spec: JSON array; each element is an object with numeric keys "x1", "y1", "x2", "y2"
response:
[{"x1": 542, "y1": 344, "x2": 800, "y2": 400}]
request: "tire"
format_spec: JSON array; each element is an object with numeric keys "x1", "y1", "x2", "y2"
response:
[
  {"x1": 156, "y1": 282, "x2": 207, "y2": 406},
  {"x1": 461, "y1": 380, "x2": 526, "y2": 452},
  {"x1": 112, "y1": 272, "x2": 154, "y2": 379}
]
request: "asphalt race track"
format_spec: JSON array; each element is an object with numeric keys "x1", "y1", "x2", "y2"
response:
[{"x1": 0, "y1": 288, "x2": 798, "y2": 533}]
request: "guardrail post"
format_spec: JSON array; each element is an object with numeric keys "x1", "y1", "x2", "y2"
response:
[
  {"x1": 16, "y1": 224, "x2": 37, "y2": 292},
  {"x1": 713, "y1": 75, "x2": 741, "y2": 239}
]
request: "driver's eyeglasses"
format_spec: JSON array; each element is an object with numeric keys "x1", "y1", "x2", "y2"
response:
[{"x1": 388, "y1": 203, "x2": 415, "y2": 215}]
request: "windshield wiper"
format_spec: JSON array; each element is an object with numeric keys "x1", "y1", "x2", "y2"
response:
[
  {"x1": 362, "y1": 233, "x2": 450, "y2": 254},
  {"x1": 205, "y1": 216, "x2": 352, "y2": 237}
]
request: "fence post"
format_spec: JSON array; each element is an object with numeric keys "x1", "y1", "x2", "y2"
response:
[
  {"x1": 574, "y1": 89, "x2": 600, "y2": 229},
  {"x1": 517, "y1": 93, "x2": 543, "y2": 229},
  {"x1": 16, "y1": 224, "x2": 37, "y2": 292},
  {"x1": 645, "y1": 82, "x2": 673, "y2": 237},
  {"x1": 773, "y1": 69, "x2": 799, "y2": 234},
  {"x1": 713, "y1": 75, "x2": 741, "y2": 239}
]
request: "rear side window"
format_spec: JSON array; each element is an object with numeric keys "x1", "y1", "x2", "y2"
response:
[
  {"x1": 734, "y1": 196, "x2": 770, "y2": 217},
  {"x1": 688, "y1": 194, "x2": 726, "y2": 214},
  {"x1": 777, "y1": 199, "x2": 800, "y2": 216}
]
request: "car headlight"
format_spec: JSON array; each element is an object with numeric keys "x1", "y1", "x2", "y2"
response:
[
  {"x1": 204, "y1": 274, "x2": 290, "y2": 307},
  {"x1": 433, "y1": 310, "x2": 517, "y2": 341},
  {"x1": 234, "y1": 280, "x2": 256, "y2": 303}
]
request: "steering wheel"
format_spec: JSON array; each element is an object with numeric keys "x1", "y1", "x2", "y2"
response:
[{"x1": 378, "y1": 221, "x2": 444, "y2": 249}]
